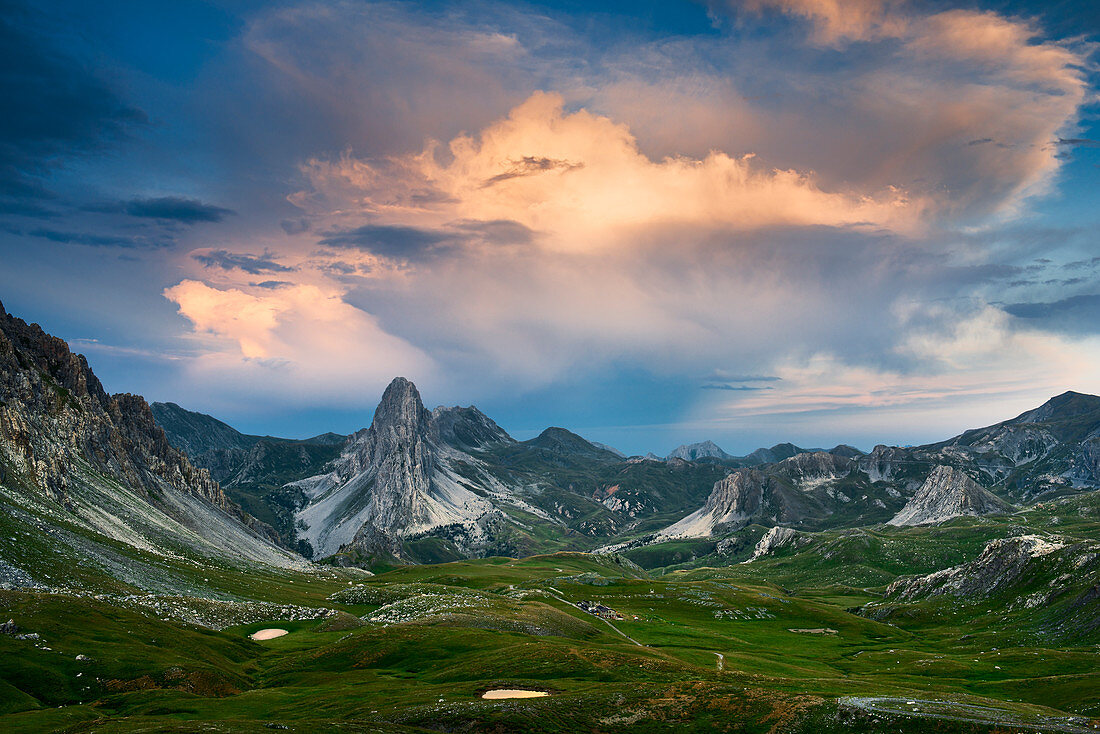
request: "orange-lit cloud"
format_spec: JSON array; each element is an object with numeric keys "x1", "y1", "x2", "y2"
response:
[
  {"x1": 295, "y1": 92, "x2": 923, "y2": 250},
  {"x1": 163, "y1": 279, "x2": 435, "y2": 405}
]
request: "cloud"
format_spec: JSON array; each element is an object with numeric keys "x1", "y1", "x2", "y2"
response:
[
  {"x1": 1064, "y1": 257, "x2": 1100, "y2": 271},
  {"x1": 13, "y1": 226, "x2": 169, "y2": 248},
  {"x1": 296, "y1": 91, "x2": 923, "y2": 251},
  {"x1": 316, "y1": 219, "x2": 536, "y2": 261},
  {"x1": 156, "y1": 0, "x2": 1094, "y2": 426},
  {"x1": 708, "y1": 373, "x2": 783, "y2": 382},
  {"x1": 192, "y1": 249, "x2": 295, "y2": 274},
  {"x1": 280, "y1": 217, "x2": 311, "y2": 235},
  {"x1": 1057, "y1": 138, "x2": 1100, "y2": 148},
  {"x1": 483, "y1": 156, "x2": 584, "y2": 187},
  {"x1": 87, "y1": 196, "x2": 235, "y2": 224},
  {"x1": 1003, "y1": 294, "x2": 1100, "y2": 336},
  {"x1": 685, "y1": 307, "x2": 1100, "y2": 443},
  {"x1": 732, "y1": 0, "x2": 907, "y2": 45},
  {"x1": 162, "y1": 279, "x2": 434, "y2": 406},
  {"x1": 318, "y1": 224, "x2": 453, "y2": 259},
  {"x1": 694, "y1": 2, "x2": 1088, "y2": 221}
]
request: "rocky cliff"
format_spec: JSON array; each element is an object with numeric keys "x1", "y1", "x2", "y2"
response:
[
  {"x1": 0, "y1": 301, "x2": 298, "y2": 576},
  {"x1": 293, "y1": 378, "x2": 505, "y2": 560},
  {"x1": 888, "y1": 465, "x2": 1012, "y2": 526},
  {"x1": 657, "y1": 469, "x2": 776, "y2": 539}
]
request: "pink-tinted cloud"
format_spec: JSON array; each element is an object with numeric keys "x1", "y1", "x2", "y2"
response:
[{"x1": 163, "y1": 279, "x2": 435, "y2": 406}]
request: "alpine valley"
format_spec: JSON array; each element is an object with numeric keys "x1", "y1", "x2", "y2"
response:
[{"x1": 3, "y1": 302, "x2": 1100, "y2": 733}]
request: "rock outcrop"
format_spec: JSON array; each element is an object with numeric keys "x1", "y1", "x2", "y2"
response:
[
  {"x1": 658, "y1": 469, "x2": 772, "y2": 538},
  {"x1": 886, "y1": 534, "x2": 1069, "y2": 601},
  {"x1": 293, "y1": 378, "x2": 505, "y2": 559},
  {"x1": 888, "y1": 465, "x2": 1012, "y2": 526},
  {"x1": 773, "y1": 451, "x2": 852, "y2": 491},
  {"x1": 746, "y1": 526, "x2": 808, "y2": 561}
]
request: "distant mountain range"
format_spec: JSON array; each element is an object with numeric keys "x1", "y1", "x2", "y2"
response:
[
  {"x1": 2, "y1": 300, "x2": 1099, "y2": 576},
  {"x1": 663, "y1": 439, "x2": 863, "y2": 465}
]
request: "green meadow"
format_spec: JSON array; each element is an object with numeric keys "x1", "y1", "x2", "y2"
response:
[{"x1": 2, "y1": 534, "x2": 1098, "y2": 733}]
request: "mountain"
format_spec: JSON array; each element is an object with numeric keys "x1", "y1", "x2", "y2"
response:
[
  {"x1": 887, "y1": 465, "x2": 1013, "y2": 526},
  {"x1": 0, "y1": 301, "x2": 304, "y2": 591},
  {"x1": 590, "y1": 441, "x2": 625, "y2": 458},
  {"x1": 742, "y1": 442, "x2": 810, "y2": 465},
  {"x1": 871, "y1": 533, "x2": 1100, "y2": 644},
  {"x1": 647, "y1": 389, "x2": 1097, "y2": 552},
  {"x1": 292, "y1": 378, "x2": 514, "y2": 561},
  {"x1": 666, "y1": 440, "x2": 734, "y2": 461},
  {"x1": 430, "y1": 404, "x2": 513, "y2": 450},
  {"x1": 149, "y1": 402, "x2": 346, "y2": 552},
  {"x1": 655, "y1": 450, "x2": 901, "y2": 540},
  {"x1": 854, "y1": 391, "x2": 1100, "y2": 502},
  {"x1": 283, "y1": 378, "x2": 730, "y2": 563},
  {"x1": 149, "y1": 401, "x2": 258, "y2": 458}
]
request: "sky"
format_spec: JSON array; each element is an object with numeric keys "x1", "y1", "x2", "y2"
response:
[{"x1": 2, "y1": 0, "x2": 1099, "y2": 456}]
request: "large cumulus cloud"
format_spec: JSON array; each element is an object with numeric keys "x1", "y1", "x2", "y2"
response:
[{"x1": 159, "y1": 0, "x2": 1097, "y2": 431}]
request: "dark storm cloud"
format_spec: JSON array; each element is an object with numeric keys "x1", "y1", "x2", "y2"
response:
[
  {"x1": 85, "y1": 196, "x2": 235, "y2": 224},
  {"x1": 0, "y1": 1, "x2": 146, "y2": 205},
  {"x1": 192, "y1": 249, "x2": 294, "y2": 274},
  {"x1": 1055, "y1": 138, "x2": 1100, "y2": 148},
  {"x1": 318, "y1": 220, "x2": 533, "y2": 261},
  {"x1": 318, "y1": 224, "x2": 452, "y2": 259},
  {"x1": 280, "y1": 218, "x2": 311, "y2": 235},
  {"x1": 1003, "y1": 294, "x2": 1100, "y2": 335},
  {"x1": 17, "y1": 226, "x2": 169, "y2": 248},
  {"x1": 253, "y1": 280, "x2": 293, "y2": 289}
]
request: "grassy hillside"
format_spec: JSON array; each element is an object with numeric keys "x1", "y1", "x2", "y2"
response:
[{"x1": 2, "y1": 544, "x2": 1098, "y2": 732}]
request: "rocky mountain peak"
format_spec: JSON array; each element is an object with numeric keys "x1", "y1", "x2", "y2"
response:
[
  {"x1": 294, "y1": 376, "x2": 498, "y2": 559},
  {"x1": 666, "y1": 440, "x2": 732, "y2": 461},
  {"x1": 888, "y1": 465, "x2": 1012, "y2": 526},
  {"x1": 704, "y1": 469, "x2": 766, "y2": 517},
  {"x1": 431, "y1": 404, "x2": 513, "y2": 450},
  {"x1": 1014, "y1": 391, "x2": 1100, "y2": 425},
  {"x1": 372, "y1": 377, "x2": 431, "y2": 437}
]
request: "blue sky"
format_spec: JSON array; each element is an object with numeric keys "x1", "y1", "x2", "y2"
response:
[{"x1": 2, "y1": 0, "x2": 1098, "y2": 455}]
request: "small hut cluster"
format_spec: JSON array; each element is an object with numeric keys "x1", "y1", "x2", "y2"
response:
[{"x1": 577, "y1": 600, "x2": 624, "y2": 620}]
